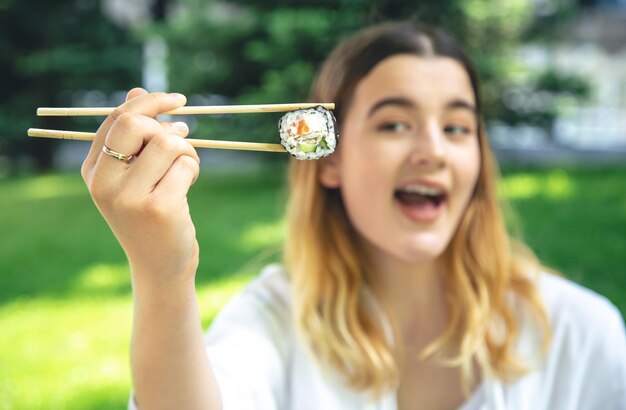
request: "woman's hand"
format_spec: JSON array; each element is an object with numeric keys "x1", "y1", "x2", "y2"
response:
[
  {"x1": 81, "y1": 89, "x2": 221, "y2": 409},
  {"x1": 81, "y1": 88, "x2": 201, "y2": 293}
]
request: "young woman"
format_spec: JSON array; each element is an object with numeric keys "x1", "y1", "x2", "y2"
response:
[{"x1": 81, "y1": 22, "x2": 626, "y2": 409}]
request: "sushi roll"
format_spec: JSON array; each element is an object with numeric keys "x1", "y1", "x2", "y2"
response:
[{"x1": 278, "y1": 105, "x2": 338, "y2": 160}]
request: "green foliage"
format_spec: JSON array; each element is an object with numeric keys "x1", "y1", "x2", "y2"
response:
[
  {"x1": 494, "y1": 67, "x2": 592, "y2": 128},
  {"x1": 2, "y1": 0, "x2": 593, "y2": 168},
  {"x1": 521, "y1": 3, "x2": 579, "y2": 44},
  {"x1": 0, "y1": 0, "x2": 141, "y2": 170},
  {"x1": 160, "y1": 0, "x2": 536, "y2": 141},
  {"x1": 488, "y1": 2, "x2": 598, "y2": 128},
  {"x1": 536, "y1": 69, "x2": 591, "y2": 97}
]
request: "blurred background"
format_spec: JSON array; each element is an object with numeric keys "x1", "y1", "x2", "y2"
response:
[{"x1": 1, "y1": 0, "x2": 625, "y2": 408}]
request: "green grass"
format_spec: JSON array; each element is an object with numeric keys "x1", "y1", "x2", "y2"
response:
[
  {"x1": 500, "y1": 167, "x2": 626, "y2": 311},
  {"x1": 0, "y1": 167, "x2": 287, "y2": 410},
  {"x1": 0, "y1": 165, "x2": 624, "y2": 409}
]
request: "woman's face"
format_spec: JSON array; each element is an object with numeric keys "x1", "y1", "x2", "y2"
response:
[{"x1": 320, "y1": 54, "x2": 481, "y2": 267}]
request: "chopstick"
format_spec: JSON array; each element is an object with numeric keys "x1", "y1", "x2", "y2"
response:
[
  {"x1": 27, "y1": 128, "x2": 286, "y2": 153},
  {"x1": 37, "y1": 103, "x2": 335, "y2": 117}
]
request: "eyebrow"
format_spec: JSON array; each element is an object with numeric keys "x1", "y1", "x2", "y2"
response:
[
  {"x1": 367, "y1": 96, "x2": 477, "y2": 117},
  {"x1": 367, "y1": 97, "x2": 415, "y2": 117},
  {"x1": 446, "y1": 99, "x2": 477, "y2": 114}
]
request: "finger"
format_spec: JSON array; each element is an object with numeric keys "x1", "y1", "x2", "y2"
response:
[
  {"x1": 83, "y1": 88, "x2": 147, "y2": 175},
  {"x1": 83, "y1": 91, "x2": 187, "y2": 173},
  {"x1": 160, "y1": 121, "x2": 189, "y2": 138},
  {"x1": 100, "y1": 116, "x2": 190, "y2": 168},
  {"x1": 124, "y1": 133, "x2": 199, "y2": 193},
  {"x1": 91, "y1": 118, "x2": 189, "y2": 187},
  {"x1": 95, "y1": 113, "x2": 164, "y2": 173},
  {"x1": 152, "y1": 155, "x2": 200, "y2": 204}
]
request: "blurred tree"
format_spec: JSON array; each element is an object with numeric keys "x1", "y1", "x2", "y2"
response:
[
  {"x1": 157, "y1": 0, "x2": 536, "y2": 143},
  {"x1": 1, "y1": 0, "x2": 593, "y2": 169},
  {"x1": 497, "y1": 68, "x2": 592, "y2": 131},
  {"x1": 498, "y1": 2, "x2": 594, "y2": 137},
  {"x1": 0, "y1": 0, "x2": 141, "y2": 171}
]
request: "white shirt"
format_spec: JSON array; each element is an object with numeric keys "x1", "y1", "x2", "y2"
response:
[{"x1": 130, "y1": 264, "x2": 626, "y2": 409}]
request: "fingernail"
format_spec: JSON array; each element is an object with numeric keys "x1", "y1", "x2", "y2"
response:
[
  {"x1": 173, "y1": 121, "x2": 188, "y2": 133},
  {"x1": 169, "y1": 93, "x2": 186, "y2": 102}
]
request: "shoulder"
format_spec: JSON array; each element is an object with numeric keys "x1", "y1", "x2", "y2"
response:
[
  {"x1": 208, "y1": 263, "x2": 293, "y2": 337},
  {"x1": 521, "y1": 273, "x2": 626, "y2": 407},
  {"x1": 515, "y1": 272, "x2": 625, "y2": 366},
  {"x1": 506, "y1": 273, "x2": 626, "y2": 407},
  {"x1": 242, "y1": 263, "x2": 292, "y2": 310},
  {"x1": 537, "y1": 272, "x2": 625, "y2": 339},
  {"x1": 204, "y1": 265, "x2": 295, "y2": 408}
]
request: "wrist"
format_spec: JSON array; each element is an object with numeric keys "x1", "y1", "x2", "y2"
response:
[{"x1": 130, "y1": 268, "x2": 198, "y2": 311}]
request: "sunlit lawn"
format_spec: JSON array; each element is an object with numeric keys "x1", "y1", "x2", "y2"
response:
[
  {"x1": 1, "y1": 165, "x2": 624, "y2": 409},
  {"x1": 500, "y1": 167, "x2": 626, "y2": 307},
  {"x1": 0, "y1": 165, "x2": 287, "y2": 410}
]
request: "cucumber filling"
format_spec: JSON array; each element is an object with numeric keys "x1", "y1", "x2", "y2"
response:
[{"x1": 299, "y1": 143, "x2": 318, "y2": 153}]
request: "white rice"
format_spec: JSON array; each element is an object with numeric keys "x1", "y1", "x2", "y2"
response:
[{"x1": 278, "y1": 106, "x2": 338, "y2": 160}]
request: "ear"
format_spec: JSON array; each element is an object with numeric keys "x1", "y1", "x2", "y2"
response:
[{"x1": 318, "y1": 151, "x2": 341, "y2": 188}]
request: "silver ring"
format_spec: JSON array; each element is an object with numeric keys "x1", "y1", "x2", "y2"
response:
[{"x1": 102, "y1": 145, "x2": 134, "y2": 163}]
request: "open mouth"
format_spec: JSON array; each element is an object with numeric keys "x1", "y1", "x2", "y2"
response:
[
  {"x1": 395, "y1": 184, "x2": 447, "y2": 206},
  {"x1": 394, "y1": 184, "x2": 447, "y2": 222}
]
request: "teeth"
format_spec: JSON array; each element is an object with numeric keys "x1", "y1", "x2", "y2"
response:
[{"x1": 398, "y1": 185, "x2": 442, "y2": 196}]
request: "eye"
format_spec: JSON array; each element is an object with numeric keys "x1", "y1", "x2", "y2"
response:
[
  {"x1": 444, "y1": 124, "x2": 471, "y2": 136},
  {"x1": 377, "y1": 121, "x2": 410, "y2": 133}
]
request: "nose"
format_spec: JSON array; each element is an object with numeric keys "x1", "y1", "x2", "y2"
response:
[{"x1": 407, "y1": 121, "x2": 446, "y2": 169}]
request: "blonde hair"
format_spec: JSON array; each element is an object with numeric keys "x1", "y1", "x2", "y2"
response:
[{"x1": 284, "y1": 22, "x2": 551, "y2": 397}]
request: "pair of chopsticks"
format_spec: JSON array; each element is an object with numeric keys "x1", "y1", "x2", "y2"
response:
[{"x1": 28, "y1": 103, "x2": 335, "y2": 153}]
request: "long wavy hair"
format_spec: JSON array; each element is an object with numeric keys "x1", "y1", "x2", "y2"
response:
[{"x1": 284, "y1": 21, "x2": 551, "y2": 397}]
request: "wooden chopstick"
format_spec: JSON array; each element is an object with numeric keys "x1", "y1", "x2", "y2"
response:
[
  {"x1": 27, "y1": 128, "x2": 287, "y2": 153},
  {"x1": 37, "y1": 103, "x2": 335, "y2": 117}
]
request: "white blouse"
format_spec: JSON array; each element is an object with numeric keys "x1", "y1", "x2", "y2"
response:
[{"x1": 130, "y1": 264, "x2": 626, "y2": 409}]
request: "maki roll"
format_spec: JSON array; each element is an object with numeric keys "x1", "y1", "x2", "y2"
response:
[{"x1": 278, "y1": 105, "x2": 338, "y2": 160}]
